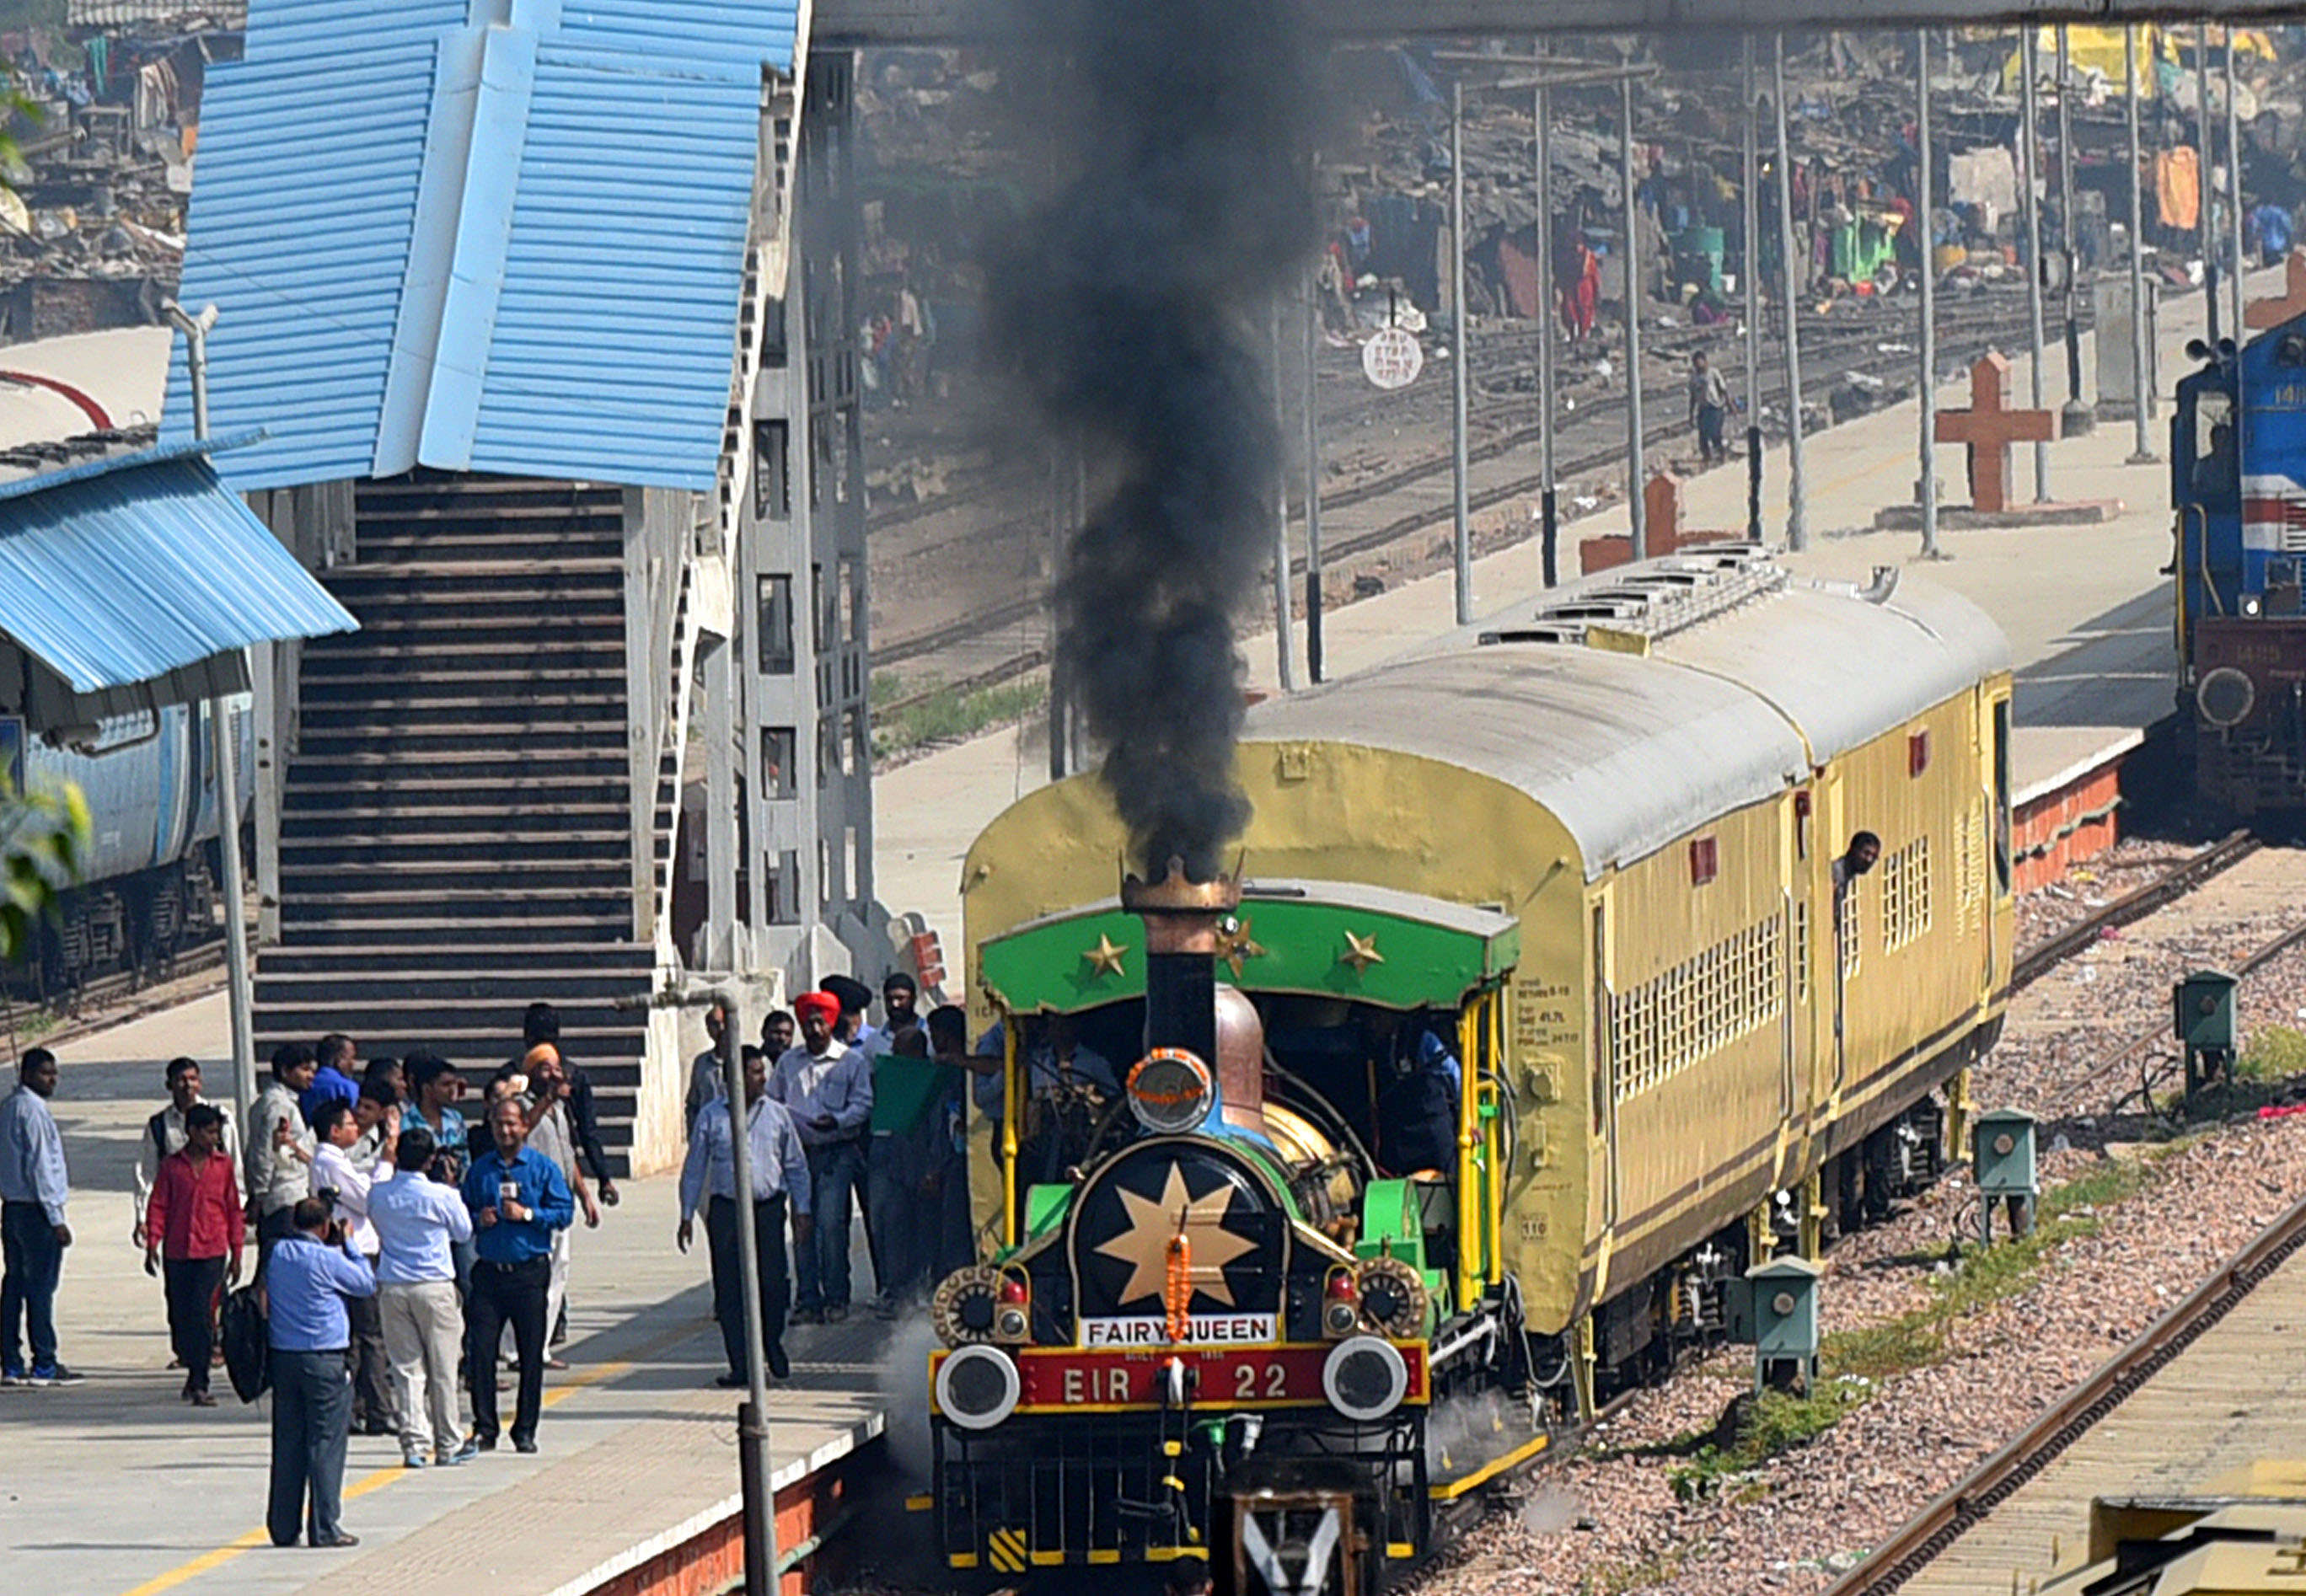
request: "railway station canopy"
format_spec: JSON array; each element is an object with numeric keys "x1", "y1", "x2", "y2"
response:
[{"x1": 0, "y1": 438, "x2": 358, "y2": 736}]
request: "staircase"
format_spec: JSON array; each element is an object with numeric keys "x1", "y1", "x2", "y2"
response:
[{"x1": 254, "y1": 473, "x2": 662, "y2": 1176}]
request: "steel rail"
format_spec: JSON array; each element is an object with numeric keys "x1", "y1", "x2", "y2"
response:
[
  {"x1": 1824, "y1": 1185, "x2": 2306, "y2": 1596},
  {"x1": 2009, "y1": 830, "x2": 2261, "y2": 993}
]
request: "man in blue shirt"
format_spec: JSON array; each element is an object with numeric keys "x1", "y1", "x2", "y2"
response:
[
  {"x1": 300, "y1": 1034, "x2": 362, "y2": 1126},
  {"x1": 264, "y1": 1197, "x2": 375, "y2": 1549},
  {"x1": 460, "y1": 1095, "x2": 573, "y2": 1453},
  {"x1": 0, "y1": 1048, "x2": 77, "y2": 1387},
  {"x1": 368, "y1": 1125, "x2": 476, "y2": 1470},
  {"x1": 678, "y1": 1047, "x2": 812, "y2": 1385}
]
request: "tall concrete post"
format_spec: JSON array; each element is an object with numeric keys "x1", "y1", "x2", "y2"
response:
[
  {"x1": 1742, "y1": 34, "x2": 1763, "y2": 541},
  {"x1": 2196, "y1": 29, "x2": 2221, "y2": 347},
  {"x1": 2056, "y1": 24, "x2": 2089, "y2": 433},
  {"x1": 1621, "y1": 66, "x2": 1645, "y2": 560},
  {"x1": 2020, "y1": 28, "x2": 2051, "y2": 502},
  {"x1": 2126, "y1": 24, "x2": 2157, "y2": 463},
  {"x1": 1918, "y1": 30, "x2": 1941, "y2": 560},
  {"x1": 1535, "y1": 55, "x2": 1559, "y2": 586},
  {"x1": 2227, "y1": 34, "x2": 2246, "y2": 340},
  {"x1": 1270, "y1": 303, "x2": 1295, "y2": 691},
  {"x1": 1450, "y1": 75, "x2": 1472, "y2": 624},
  {"x1": 1302, "y1": 273, "x2": 1324, "y2": 683},
  {"x1": 1772, "y1": 34, "x2": 1807, "y2": 549}
]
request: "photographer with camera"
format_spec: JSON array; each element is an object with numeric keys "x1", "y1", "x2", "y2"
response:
[{"x1": 262, "y1": 1196, "x2": 375, "y2": 1549}]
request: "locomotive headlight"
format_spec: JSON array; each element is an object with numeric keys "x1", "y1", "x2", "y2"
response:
[
  {"x1": 1127, "y1": 1048, "x2": 1215, "y2": 1135},
  {"x1": 931, "y1": 1266, "x2": 1008, "y2": 1347},
  {"x1": 935, "y1": 1344, "x2": 1021, "y2": 1432},
  {"x1": 1322, "y1": 1335, "x2": 1410, "y2": 1423},
  {"x1": 2198, "y1": 667, "x2": 2257, "y2": 729},
  {"x1": 2242, "y1": 594, "x2": 2265, "y2": 619}
]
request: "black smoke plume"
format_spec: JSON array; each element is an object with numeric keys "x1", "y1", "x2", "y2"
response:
[{"x1": 981, "y1": 0, "x2": 1320, "y2": 881}]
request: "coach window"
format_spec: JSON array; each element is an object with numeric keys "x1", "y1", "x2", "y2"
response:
[{"x1": 1992, "y1": 698, "x2": 2013, "y2": 896}]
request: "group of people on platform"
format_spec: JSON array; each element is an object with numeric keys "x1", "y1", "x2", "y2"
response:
[
  {"x1": 0, "y1": 1002, "x2": 619, "y2": 1548},
  {"x1": 0, "y1": 971, "x2": 998, "y2": 1551},
  {"x1": 677, "y1": 971, "x2": 981, "y2": 1390}
]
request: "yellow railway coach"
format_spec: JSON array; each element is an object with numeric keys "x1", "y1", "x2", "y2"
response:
[{"x1": 959, "y1": 547, "x2": 2014, "y2": 1412}]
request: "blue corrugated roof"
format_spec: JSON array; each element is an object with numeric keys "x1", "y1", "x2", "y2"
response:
[
  {"x1": 165, "y1": 40, "x2": 444, "y2": 489},
  {"x1": 169, "y1": 0, "x2": 802, "y2": 494},
  {"x1": 0, "y1": 443, "x2": 360, "y2": 693},
  {"x1": 455, "y1": 45, "x2": 759, "y2": 490}
]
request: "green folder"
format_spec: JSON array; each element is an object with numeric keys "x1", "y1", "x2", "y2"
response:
[{"x1": 870, "y1": 1055, "x2": 943, "y2": 1135}]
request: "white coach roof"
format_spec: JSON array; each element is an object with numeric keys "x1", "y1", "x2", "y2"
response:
[{"x1": 1243, "y1": 548, "x2": 2012, "y2": 881}]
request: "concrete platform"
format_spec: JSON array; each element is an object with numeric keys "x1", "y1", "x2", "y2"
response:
[
  {"x1": 877, "y1": 270, "x2": 2262, "y2": 951},
  {"x1": 8, "y1": 993, "x2": 888, "y2": 1596}
]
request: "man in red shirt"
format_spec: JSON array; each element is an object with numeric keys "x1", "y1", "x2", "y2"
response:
[{"x1": 143, "y1": 1104, "x2": 244, "y2": 1406}]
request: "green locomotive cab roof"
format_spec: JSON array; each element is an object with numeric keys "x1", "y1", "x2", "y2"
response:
[{"x1": 976, "y1": 877, "x2": 1520, "y2": 1018}]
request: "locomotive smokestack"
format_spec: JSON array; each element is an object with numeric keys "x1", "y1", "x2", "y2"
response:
[{"x1": 1121, "y1": 858, "x2": 1241, "y2": 1072}]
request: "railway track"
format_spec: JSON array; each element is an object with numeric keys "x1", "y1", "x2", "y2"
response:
[
  {"x1": 2, "y1": 942, "x2": 228, "y2": 1057},
  {"x1": 2008, "y1": 830, "x2": 2262, "y2": 993},
  {"x1": 872, "y1": 286, "x2": 2078, "y2": 726},
  {"x1": 1823, "y1": 1183, "x2": 2306, "y2": 1596}
]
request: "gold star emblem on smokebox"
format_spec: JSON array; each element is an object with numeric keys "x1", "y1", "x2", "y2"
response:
[
  {"x1": 1093, "y1": 1162, "x2": 1258, "y2": 1309},
  {"x1": 1081, "y1": 934, "x2": 1129, "y2": 978},
  {"x1": 1215, "y1": 915, "x2": 1267, "y2": 978},
  {"x1": 1338, "y1": 930, "x2": 1386, "y2": 973}
]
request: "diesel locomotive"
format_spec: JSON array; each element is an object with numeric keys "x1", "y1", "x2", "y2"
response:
[
  {"x1": 2173, "y1": 310, "x2": 2306, "y2": 814},
  {"x1": 925, "y1": 547, "x2": 2016, "y2": 1594},
  {"x1": 1, "y1": 699, "x2": 250, "y2": 998}
]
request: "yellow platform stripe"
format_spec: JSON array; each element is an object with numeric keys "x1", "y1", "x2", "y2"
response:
[
  {"x1": 1146, "y1": 1546, "x2": 1210, "y2": 1562},
  {"x1": 1428, "y1": 1433, "x2": 1550, "y2": 1502},
  {"x1": 948, "y1": 1553, "x2": 980, "y2": 1569},
  {"x1": 1088, "y1": 1550, "x2": 1123, "y2": 1565},
  {"x1": 1030, "y1": 1550, "x2": 1067, "y2": 1567}
]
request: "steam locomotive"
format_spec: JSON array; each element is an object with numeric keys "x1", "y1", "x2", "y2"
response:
[
  {"x1": 929, "y1": 549, "x2": 2015, "y2": 1594},
  {"x1": 2173, "y1": 308, "x2": 2306, "y2": 814},
  {"x1": 2, "y1": 699, "x2": 250, "y2": 999}
]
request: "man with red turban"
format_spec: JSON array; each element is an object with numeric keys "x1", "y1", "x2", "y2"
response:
[{"x1": 769, "y1": 992, "x2": 873, "y2": 1324}]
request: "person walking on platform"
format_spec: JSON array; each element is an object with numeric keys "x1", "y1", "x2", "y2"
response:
[
  {"x1": 133, "y1": 1057, "x2": 240, "y2": 1254},
  {"x1": 771, "y1": 991, "x2": 872, "y2": 1326},
  {"x1": 678, "y1": 1046, "x2": 812, "y2": 1385},
  {"x1": 142, "y1": 1103, "x2": 242, "y2": 1406},
  {"x1": 0, "y1": 1048, "x2": 77, "y2": 1386},
  {"x1": 367, "y1": 1125, "x2": 476, "y2": 1470},
  {"x1": 684, "y1": 999, "x2": 732, "y2": 1136},
  {"x1": 460, "y1": 1095, "x2": 572, "y2": 1453},
  {"x1": 263, "y1": 1197, "x2": 374, "y2": 1549},
  {"x1": 313, "y1": 1098, "x2": 397, "y2": 1437},
  {"x1": 1689, "y1": 350, "x2": 1732, "y2": 466},
  {"x1": 248, "y1": 1043, "x2": 319, "y2": 1277}
]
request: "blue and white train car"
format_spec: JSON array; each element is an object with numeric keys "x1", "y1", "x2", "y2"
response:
[{"x1": 1, "y1": 697, "x2": 252, "y2": 994}]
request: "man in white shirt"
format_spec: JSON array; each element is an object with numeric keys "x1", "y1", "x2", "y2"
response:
[
  {"x1": 770, "y1": 992, "x2": 873, "y2": 1324},
  {"x1": 678, "y1": 1047, "x2": 812, "y2": 1384},
  {"x1": 132, "y1": 1057, "x2": 240, "y2": 1248},
  {"x1": 313, "y1": 1098, "x2": 396, "y2": 1436},
  {"x1": 367, "y1": 1123, "x2": 476, "y2": 1470}
]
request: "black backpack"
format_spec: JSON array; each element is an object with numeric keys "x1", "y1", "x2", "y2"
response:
[{"x1": 221, "y1": 1283, "x2": 270, "y2": 1404}]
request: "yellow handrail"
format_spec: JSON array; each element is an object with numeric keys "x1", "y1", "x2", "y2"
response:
[
  {"x1": 1001, "y1": 1021, "x2": 1020, "y2": 1246},
  {"x1": 1456, "y1": 1000, "x2": 1483, "y2": 1315}
]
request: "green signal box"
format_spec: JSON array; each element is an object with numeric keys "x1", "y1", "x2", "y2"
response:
[
  {"x1": 2173, "y1": 969, "x2": 2239, "y2": 1092},
  {"x1": 1972, "y1": 1107, "x2": 2038, "y2": 1244}
]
